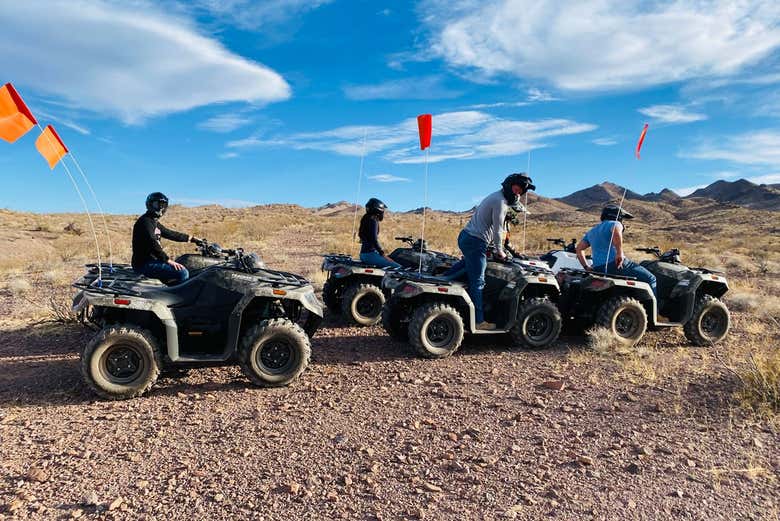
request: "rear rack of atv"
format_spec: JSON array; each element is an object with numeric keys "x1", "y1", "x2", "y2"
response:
[
  {"x1": 559, "y1": 267, "x2": 638, "y2": 281},
  {"x1": 322, "y1": 254, "x2": 376, "y2": 268},
  {"x1": 74, "y1": 264, "x2": 149, "y2": 297}
]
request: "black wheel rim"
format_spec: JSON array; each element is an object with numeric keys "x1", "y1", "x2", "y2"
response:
[
  {"x1": 701, "y1": 307, "x2": 728, "y2": 339},
  {"x1": 101, "y1": 344, "x2": 144, "y2": 384},
  {"x1": 355, "y1": 293, "x2": 381, "y2": 319},
  {"x1": 614, "y1": 308, "x2": 642, "y2": 338},
  {"x1": 426, "y1": 316, "x2": 456, "y2": 348},
  {"x1": 525, "y1": 310, "x2": 554, "y2": 342},
  {"x1": 258, "y1": 340, "x2": 295, "y2": 374}
]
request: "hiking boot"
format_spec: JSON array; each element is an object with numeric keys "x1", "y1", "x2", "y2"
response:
[{"x1": 476, "y1": 321, "x2": 496, "y2": 331}]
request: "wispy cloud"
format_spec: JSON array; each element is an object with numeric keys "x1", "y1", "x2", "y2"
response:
[
  {"x1": 189, "y1": 0, "x2": 333, "y2": 30},
  {"x1": 343, "y1": 76, "x2": 461, "y2": 101},
  {"x1": 685, "y1": 130, "x2": 780, "y2": 166},
  {"x1": 198, "y1": 113, "x2": 253, "y2": 133},
  {"x1": 219, "y1": 152, "x2": 239, "y2": 159},
  {"x1": 33, "y1": 108, "x2": 91, "y2": 136},
  {"x1": 671, "y1": 184, "x2": 709, "y2": 197},
  {"x1": 747, "y1": 173, "x2": 780, "y2": 185},
  {"x1": 0, "y1": 1, "x2": 290, "y2": 124},
  {"x1": 526, "y1": 87, "x2": 557, "y2": 102},
  {"x1": 638, "y1": 104, "x2": 707, "y2": 124},
  {"x1": 592, "y1": 137, "x2": 618, "y2": 146},
  {"x1": 422, "y1": 0, "x2": 780, "y2": 91},
  {"x1": 227, "y1": 110, "x2": 596, "y2": 164},
  {"x1": 368, "y1": 174, "x2": 411, "y2": 183}
]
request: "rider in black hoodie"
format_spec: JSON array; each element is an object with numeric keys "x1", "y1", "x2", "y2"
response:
[{"x1": 132, "y1": 192, "x2": 201, "y2": 284}]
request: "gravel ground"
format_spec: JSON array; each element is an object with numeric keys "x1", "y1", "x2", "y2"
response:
[{"x1": 1, "y1": 307, "x2": 778, "y2": 521}]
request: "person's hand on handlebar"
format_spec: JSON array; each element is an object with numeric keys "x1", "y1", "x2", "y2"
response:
[
  {"x1": 167, "y1": 259, "x2": 186, "y2": 271},
  {"x1": 190, "y1": 236, "x2": 206, "y2": 247}
]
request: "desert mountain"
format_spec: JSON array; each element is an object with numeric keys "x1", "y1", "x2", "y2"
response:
[
  {"x1": 686, "y1": 179, "x2": 780, "y2": 211},
  {"x1": 555, "y1": 182, "x2": 643, "y2": 208}
]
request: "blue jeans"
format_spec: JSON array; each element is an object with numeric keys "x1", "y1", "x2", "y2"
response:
[
  {"x1": 594, "y1": 258, "x2": 657, "y2": 296},
  {"x1": 360, "y1": 251, "x2": 402, "y2": 269},
  {"x1": 444, "y1": 230, "x2": 488, "y2": 323},
  {"x1": 137, "y1": 261, "x2": 189, "y2": 285}
]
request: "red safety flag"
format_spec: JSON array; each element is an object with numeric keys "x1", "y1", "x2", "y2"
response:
[
  {"x1": 635, "y1": 123, "x2": 649, "y2": 160},
  {"x1": 417, "y1": 114, "x2": 432, "y2": 150},
  {"x1": 0, "y1": 83, "x2": 37, "y2": 143},
  {"x1": 35, "y1": 125, "x2": 68, "y2": 169}
]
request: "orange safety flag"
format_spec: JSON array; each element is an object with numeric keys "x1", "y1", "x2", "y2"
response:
[
  {"x1": 417, "y1": 114, "x2": 432, "y2": 150},
  {"x1": 635, "y1": 123, "x2": 649, "y2": 160},
  {"x1": 35, "y1": 125, "x2": 68, "y2": 169},
  {"x1": 0, "y1": 83, "x2": 37, "y2": 143}
]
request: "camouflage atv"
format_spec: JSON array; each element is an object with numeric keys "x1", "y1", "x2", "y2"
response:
[
  {"x1": 72, "y1": 241, "x2": 323, "y2": 400},
  {"x1": 321, "y1": 236, "x2": 457, "y2": 326}
]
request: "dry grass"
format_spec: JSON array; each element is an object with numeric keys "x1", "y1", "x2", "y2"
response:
[{"x1": 733, "y1": 350, "x2": 780, "y2": 418}]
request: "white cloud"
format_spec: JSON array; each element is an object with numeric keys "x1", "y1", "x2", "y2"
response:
[
  {"x1": 0, "y1": 1, "x2": 290, "y2": 124},
  {"x1": 33, "y1": 109, "x2": 91, "y2": 136},
  {"x1": 190, "y1": 0, "x2": 332, "y2": 29},
  {"x1": 638, "y1": 104, "x2": 707, "y2": 124},
  {"x1": 228, "y1": 110, "x2": 596, "y2": 163},
  {"x1": 592, "y1": 137, "x2": 618, "y2": 146},
  {"x1": 464, "y1": 101, "x2": 529, "y2": 109},
  {"x1": 686, "y1": 130, "x2": 780, "y2": 166},
  {"x1": 343, "y1": 76, "x2": 461, "y2": 101},
  {"x1": 368, "y1": 174, "x2": 411, "y2": 183},
  {"x1": 198, "y1": 113, "x2": 253, "y2": 133},
  {"x1": 423, "y1": 0, "x2": 780, "y2": 91},
  {"x1": 671, "y1": 184, "x2": 709, "y2": 197},
  {"x1": 747, "y1": 173, "x2": 780, "y2": 185},
  {"x1": 219, "y1": 152, "x2": 239, "y2": 159},
  {"x1": 526, "y1": 87, "x2": 557, "y2": 102}
]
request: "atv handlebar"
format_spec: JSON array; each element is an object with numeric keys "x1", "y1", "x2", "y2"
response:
[
  {"x1": 394, "y1": 236, "x2": 414, "y2": 245},
  {"x1": 635, "y1": 246, "x2": 662, "y2": 257}
]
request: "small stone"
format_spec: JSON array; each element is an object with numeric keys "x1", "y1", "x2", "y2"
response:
[
  {"x1": 447, "y1": 432, "x2": 459, "y2": 442},
  {"x1": 672, "y1": 489, "x2": 684, "y2": 498},
  {"x1": 71, "y1": 508, "x2": 84, "y2": 519},
  {"x1": 625, "y1": 463, "x2": 642, "y2": 475},
  {"x1": 108, "y1": 497, "x2": 123, "y2": 511},
  {"x1": 135, "y1": 480, "x2": 149, "y2": 489},
  {"x1": 627, "y1": 500, "x2": 637, "y2": 509},
  {"x1": 577, "y1": 455, "x2": 594, "y2": 466},
  {"x1": 287, "y1": 482, "x2": 301, "y2": 495},
  {"x1": 214, "y1": 493, "x2": 224, "y2": 502},
  {"x1": 8, "y1": 499, "x2": 23, "y2": 513},
  {"x1": 342, "y1": 474, "x2": 353, "y2": 487},
  {"x1": 326, "y1": 490, "x2": 338, "y2": 502},
  {"x1": 81, "y1": 491, "x2": 99, "y2": 506},
  {"x1": 503, "y1": 504, "x2": 523, "y2": 518},
  {"x1": 423, "y1": 482, "x2": 443, "y2": 493},
  {"x1": 25, "y1": 466, "x2": 49, "y2": 483},
  {"x1": 542, "y1": 380, "x2": 566, "y2": 391},
  {"x1": 624, "y1": 392, "x2": 639, "y2": 402}
]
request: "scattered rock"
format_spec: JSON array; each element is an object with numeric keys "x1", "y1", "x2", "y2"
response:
[
  {"x1": 625, "y1": 463, "x2": 642, "y2": 475},
  {"x1": 577, "y1": 455, "x2": 595, "y2": 467},
  {"x1": 25, "y1": 466, "x2": 49, "y2": 483},
  {"x1": 287, "y1": 482, "x2": 301, "y2": 495},
  {"x1": 108, "y1": 497, "x2": 123, "y2": 511},
  {"x1": 542, "y1": 380, "x2": 566, "y2": 392},
  {"x1": 423, "y1": 482, "x2": 443, "y2": 493},
  {"x1": 81, "y1": 491, "x2": 99, "y2": 506}
]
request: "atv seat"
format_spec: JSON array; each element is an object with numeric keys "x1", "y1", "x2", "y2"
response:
[
  {"x1": 392, "y1": 272, "x2": 454, "y2": 285},
  {"x1": 135, "y1": 270, "x2": 208, "y2": 306}
]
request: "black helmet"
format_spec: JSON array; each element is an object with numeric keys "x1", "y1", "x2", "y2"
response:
[
  {"x1": 366, "y1": 197, "x2": 388, "y2": 220},
  {"x1": 600, "y1": 204, "x2": 634, "y2": 222},
  {"x1": 145, "y1": 192, "x2": 169, "y2": 218},
  {"x1": 501, "y1": 173, "x2": 536, "y2": 204}
]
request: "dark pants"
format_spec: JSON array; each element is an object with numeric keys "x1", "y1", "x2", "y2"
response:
[
  {"x1": 593, "y1": 258, "x2": 657, "y2": 296},
  {"x1": 137, "y1": 261, "x2": 189, "y2": 285},
  {"x1": 444, "y1": 230, "x2": 488, "y2": 323},
  {"x1": 360, "y1": 251, "x2": 402, "y2": 269}
]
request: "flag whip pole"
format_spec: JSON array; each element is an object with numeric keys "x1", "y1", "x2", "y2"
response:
[
  {"x1": 418, "y1": 147, "x2": 430, "y2": 273},
  {"x1": 37, "y1": 124, "x2": 103, "y2": 284},
  {"x1": 350, "y1": 129, "x2": 368, "y2": 256},
  {"x1": 68, "y1": 154, "x2": 114, "y2": 270}
]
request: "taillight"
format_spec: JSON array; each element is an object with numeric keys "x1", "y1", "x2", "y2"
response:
[{"x1": 114, "y1": 298, "x2": 131, "y2": 305}]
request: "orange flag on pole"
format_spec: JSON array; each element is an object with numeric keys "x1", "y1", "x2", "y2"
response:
[
  {"x1": 35, "y1": 125, "x2": 68, "y2": 169},
  {"x1": 0, "y1": 83, "x2": 37, "y2": 143},
  {"x1": 635, "y1": 123, "x2": 649, "y2": 160}
]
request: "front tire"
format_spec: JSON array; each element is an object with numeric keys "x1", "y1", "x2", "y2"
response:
[
  {"x1": 238, "y1": 319, "x2": 311, "y2": 387},
  {"x1": 509, "y1": 297, "x2": 562, "y2": 349},
  {"x1": 683, "y1": 295, "x2": 730, "y2": 346},
  {"x1": 81, "y1": 325, "x2": 162, "y2": 400},
  {"x1": 341, "y1": 283, "x2": 385, "y2": 326},
  {"x1": 408, "y1": 302, "x2": 464, "y2": 359},
  {"x1": 595, "y1": 296, "x2": 647, "y2": 347}
]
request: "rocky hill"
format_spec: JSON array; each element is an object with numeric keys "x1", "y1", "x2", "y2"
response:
[{"x1": 687, "y1": 179, "x2": 780, "y2": 211}]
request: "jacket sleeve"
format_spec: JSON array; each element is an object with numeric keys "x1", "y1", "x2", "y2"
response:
[
  {"x1": 372, "y1": 219, "x2": 384, "y2": 256},
  {"x1": 142, "y1": 217, "x2": 170, "y2": 263},
  {"x1": 158, "y1": 223, "x2": 190, "y2": 243}
]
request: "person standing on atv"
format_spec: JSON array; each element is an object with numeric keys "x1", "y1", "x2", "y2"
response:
[
  {"x1": 358, "y1": 198, "x2": 402, "y2": 269},
  {"x1": 575, "y1": 204, "x2": 657, "y2": 295},
  {"x1": 445, "y1": 173, "x2": 536, "y2": 330},
  {"x1": 132, "y1": 192, "x2": 202, "y2": 285}
]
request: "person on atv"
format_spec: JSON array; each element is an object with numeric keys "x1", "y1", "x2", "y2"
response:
[
  {"x1": 444, "y1": 173, "x2": 536, "y2": 330},
  {"x1": 575, "y1": 204, "x2": 657, "y2": 295},
  {"x1": 131, "y1": 192, "x2": 203, "y2": 285},
  {"x1": 358, "y1": 198, "x2": 402, "y2": 269}
]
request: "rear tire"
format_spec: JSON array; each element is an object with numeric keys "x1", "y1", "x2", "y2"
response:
[
  {"x1": 408, "y1": 302, "x2": 464, "y2": 359},
  {"x1": 683, "y1": 295, "x2": 730, "y2": 346},
  {"x1": 238, "y1": 319, "x2": 310, "y2": 387},
  {"x1": 595, "y1": 296, "x2": 647, "y2": 347},
  {"x1": 81, "y1": 325, "x2": 162, "y2": 400},
  {"x1": 322, "y1": 279, "x2": 341, "y2": 314},
  {"x1": 381, "y1": 294, "x2": 409, "y2": 341},
  {"x1": 341, "y1": 283, "x2": 385, "y2": 326},
  {"x1": 509, "y1": 297, "x2": 562, "y2": 349}
]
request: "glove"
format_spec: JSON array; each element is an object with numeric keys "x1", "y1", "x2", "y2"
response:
[{"x1": 191, "y1": 237, "x2": 205, "y2": 247}]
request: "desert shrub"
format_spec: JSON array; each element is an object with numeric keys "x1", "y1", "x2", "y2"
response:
[
  {"x1": 5, "y1": 278, "x2": 32, "y2": 295},
  {"x1": 586, "y1": 326, "x2": 633, "y2": 357},
  {"x1": 735, "y1": 351, "x2": 780, "y2": 417},
  {"x1": 727, "y1": 291, "x2": 761, "y2": 313}
]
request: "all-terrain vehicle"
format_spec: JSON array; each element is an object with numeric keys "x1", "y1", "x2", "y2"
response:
[
  {"x1": 321, "y1": 236, "x2": 458, "y2": 326},
  {"x1": 72, "y1": 241, "x2": 323, "y2": 400},
  {"x1": 555, "y1": 246, "x2": 730, "y2": 347},
  {"x1": 381, "y1": 252, "x2": 562, "y2": 358}
]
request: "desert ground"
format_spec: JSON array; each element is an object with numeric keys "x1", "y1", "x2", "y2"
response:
[{"x1": 0, "y1": 195, "x2": 778, "y2": 520}]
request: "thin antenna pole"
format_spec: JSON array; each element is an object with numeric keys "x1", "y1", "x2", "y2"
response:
[
  {"x1": 350, "y1": 129, "x2": 368, "y2": 256},
  {"x1": 522, "y1": 150, "x2": 531, "y2": 254},
  {"x1": 418, "y1": 148, "x2": 430, "y2": 273},
  {"x1": 36, "y1": 124, "x2": 102, "y2": 284},
  {"x1": 68, "y1": 153, "x2": 113, "y2": 269},
  {"x1": 603, "y1": 187, "x2": 628, "y2": 275}
]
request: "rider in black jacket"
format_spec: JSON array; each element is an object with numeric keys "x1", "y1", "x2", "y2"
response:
[{"x1": 132, "y1": 192, "x2": 201, "y2": 284}]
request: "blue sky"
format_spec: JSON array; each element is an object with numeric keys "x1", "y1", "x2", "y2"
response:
[{"x1": 2, "y1": 0, "x2": 780, "y2": 213}]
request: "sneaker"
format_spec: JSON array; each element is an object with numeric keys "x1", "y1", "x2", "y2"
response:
[{"x1": 476, "y1": 321, "x2": 496, "y2": 331}]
